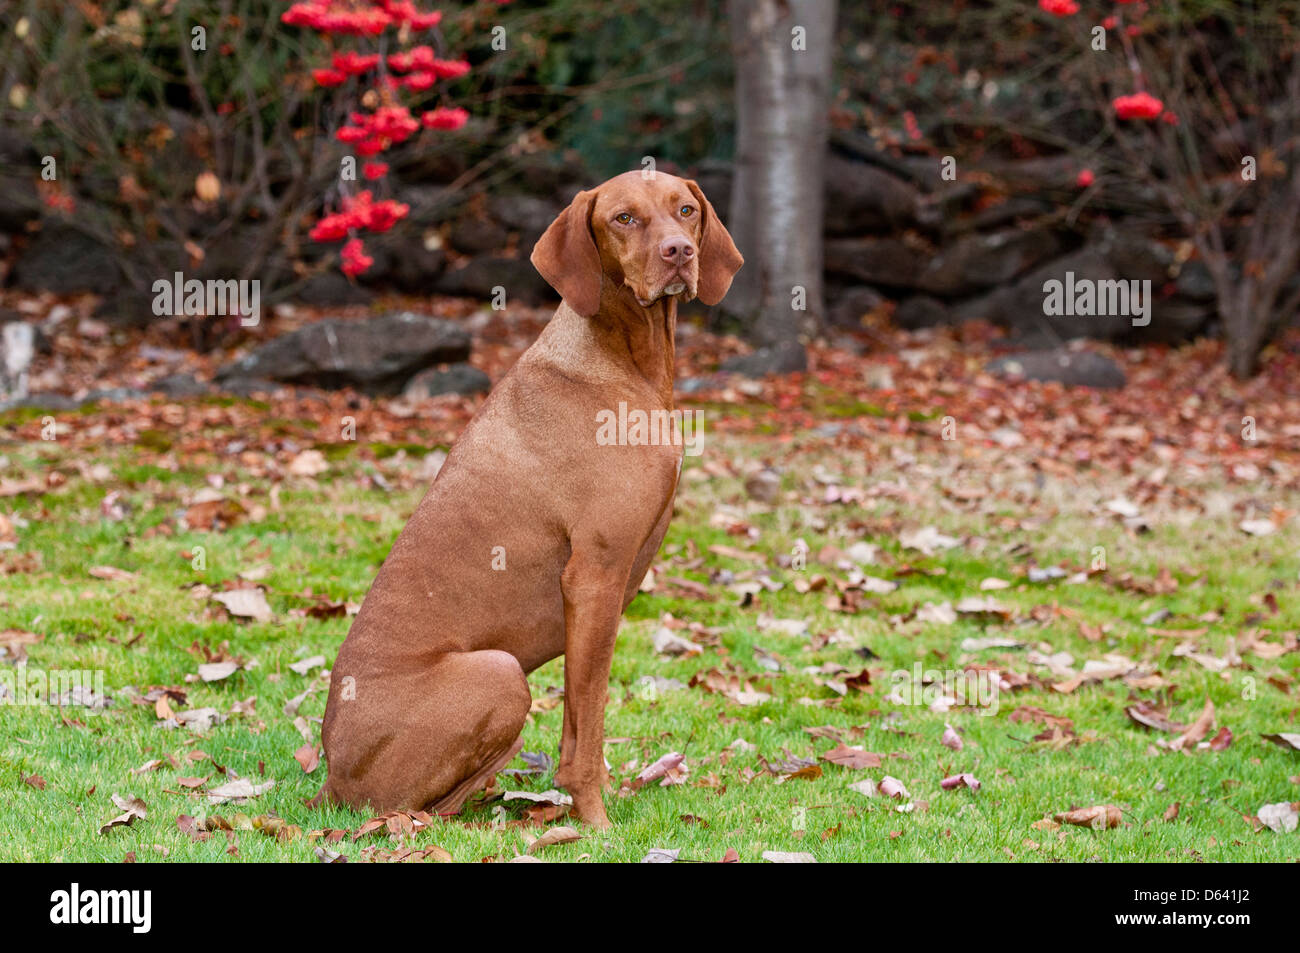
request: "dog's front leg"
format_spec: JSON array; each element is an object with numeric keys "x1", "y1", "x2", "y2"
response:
[{"x1": 554, "y1": 550, "x2": 628, "y2": 828}]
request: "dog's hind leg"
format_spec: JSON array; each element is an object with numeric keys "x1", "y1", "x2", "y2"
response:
[{"x1": 321, "y1": 648, "x2": 531, "y2": 815}]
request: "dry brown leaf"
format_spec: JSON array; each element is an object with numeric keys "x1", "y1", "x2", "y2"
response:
[
  {"x1": 1170, "y1": 698, "x2": 1214, "y2": 751},
  {"x1": 1054, "y1": 805, "x2": 1122, "y2": 829},
  {"x1": 819, "y1": 743, "x2": 881, "y2": 770},
  {"x1": 526, "y1": 825, "x2": 582, "y2": 855}
]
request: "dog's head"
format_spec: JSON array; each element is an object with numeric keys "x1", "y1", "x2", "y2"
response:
[{"x1": 531, "y1": 171, "x2": 743, "y2": 317}]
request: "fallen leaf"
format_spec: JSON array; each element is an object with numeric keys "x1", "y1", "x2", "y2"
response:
[
  {"x1": 100, "y1": 793, "x2": 148, "y2": 834},
  {"x1": 940, "y1": 773, "x2": 980, "y2": 791},
  {"x1": 212, "y1": 588, "x2": 273, "y2": 623},
  {"x1": 651, "y1": 627, "x2": 699, "y2": 657},
  {"x1": 640, "y1": 848, "x2": 680, "y2": 863},
  {"x1": 502, "y1": 789, "x2": 573, "y2": 807},
  {"x1": 1054, "y1": 805, "x2": 1121, "y2": 829},
  {"x1": 632, "y1": 751, "x2": 689, "y2": 789},
  {"x1": 295, "y1": 744, "x2": 320, "y2": 774},
  {"x1": 880, "y1": 776, "x2": 909, "y2": 800},
  {"x1": 1170, "y1": 698, "x2": 1214, "y2": 751},
  {"x1": 761, "y1": 850, "x2": 816, "y2": 863},
  {"x1": 1125, "y1": 701, "x2": 1185, "y2": 734},
  {"x1": 1261, "y1": 732, "x2": 1300, "y2": 752},
  {"x1": 289, "y1": 655, "x2": 326, "y2": 676},
  {"x1": 206, "y1": 778, "x2": 274, "y2": 804},
  {"x1": 1239, "y1": 518, "x2": 1277, "y2": 537},
  {"x1": 1208, "y1": 727, "x2": 1233, "y2": 751},
  {"x1": 899, "y1": 526, "x2": 960, "y2": 555},
  {"x1": 819, "y1": 743, "x2": 881, "y2": 770},
  {"x1": 1257, "y1": 802, "x2": 1298, "y2": 834},
  {"x1": 527, "y1": 825, "x2": 582, "y2": 854},
  {"x1": 198, "y1": 661, "x2": 239, "y2": 682},
  {"x1": 89, "y1": 565, "x2": 136, "y2": 582}
]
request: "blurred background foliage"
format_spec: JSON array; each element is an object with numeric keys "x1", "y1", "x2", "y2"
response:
[{"x1": 0, "y1": 0, "x2": 1296, "y2": 372}]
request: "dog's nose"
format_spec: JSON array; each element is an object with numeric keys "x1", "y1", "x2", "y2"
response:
[{"x1": 659, "y1": 236, "x2": 695, "y2": 264}]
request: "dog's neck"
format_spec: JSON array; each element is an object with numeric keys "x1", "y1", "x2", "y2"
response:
[
  {"x1": 600, "y1": 284, "x2": 678, "y2": 407},
  {"x1": 537, "y1": 287, "x2": 678, "y2": 409}
]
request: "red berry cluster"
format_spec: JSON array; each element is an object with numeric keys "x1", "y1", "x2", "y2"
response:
[
  {"x1": 1038, "y1": 3, "x2": 1176, "y2": 126},
  {"x1": 283, "y1": 0, "x2": 442, "y2": 35},
  {"x1": 281, "y1": 0, "x2": 482, "y2": 277},
  {"x1": 309, "y1": 190, "x2": 411, "y2": 244}
]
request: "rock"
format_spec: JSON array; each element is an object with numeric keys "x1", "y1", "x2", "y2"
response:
[
  {"x1": 403, "y1": 362, "x2": 491, "y2": 399},
  {"x1": 13, "y1": 225, "x2": 121, "y2": 294},
  {"x1": 395, "y1": 183, "x2": 458, "y2": 227},
  {"x1": 824, "y1": 237, "x2": 923, "y2": 288},
  {"x1": 914, "y1": 227, "x2": 1067, "y2": 297},
  {"x1": 894, "y1": 295, "x2": 950, "y2": 330},
  {"x1": 82, "y1": 387, "x2": 149, "y2": 405},
  {"x1": 956, "y1": 247, "x2": 1133, "y2": 341},
  {"x1": 292, "y1": 270, "x2": 374, "y2": 307},
  {"x1": 219, "y1": 377, "x2": 288, "y2": 398},
  {"x1": 0, "y1": 126, "x2": 38, "y2": 167},
  {"x1": 676, "y1": 376, "x2": 719, "y2": 394},
  {"x1": 986, "y1": 155, "x2": 1081, "y2": 193},
  {"x1": 828, "y1": 332, "x2": 868, "y2": 355},
  {"x1": 824, "y1": 153, "x2": 920, "y2": 235},
  {"x1": 149, "y1": 374, "x2": 212, "y2": 399},
  {"x1": 1094, "y1": 228, "x2": 1176, "y2": 283},
  {"x1": 449, "y1": 218, "x2": 509, "y2": 255},
  {"x1": 956, "y1": 196, "x2": 1053, "y2": 234},
  {"x1": 94, "y1": 286, "x2": 159, "y2": 328},
  {"x1": 391, "y1": 247, "x2": 448, "y2": 294},
  {"x1": 1, "y1": 392, "x2": 80, "y2": 412},
  {"x1": 216, "y1": 312, "x2": 471, "y2": 395},
  {"x1": 827, "y1": 285, "x2": 887, "y2": 327},
  {"x1": 354, "y1": 236, "x2": 445, "y2": 292},
  {"x1": 0, "y1": 174, "x2": 39, "y2": 232},
  {"x1": 827, "y1": 228, "x2": 1064, "y2": 299},
  {"x1": 987, "y1": 348, "x2": 1126, "y2": 389},
  {"x1": 1174, "y1": 260, "x2": 1215, "y2": 301},
  {"x1": 486, "y1": 194, "x2": 562, "y2": 251},
  {"x1": 436, "y1": 255, "x2": 553, "y2": 306},
  {"x1": 1140, "y1": 299, "x2": 1213, "y2": 344},
  {"x1": 375, "y1": 242, "x2": 446, "y2": 295},
  {"x1": 720, "y1": 340, "x2": 808, "y2": 377},
  {"x1": 512, "y1": 151, "x2": 589, "y2": 198},
  {"x1": 0, "y1": 129, "x2": 40, "y2": 231}
]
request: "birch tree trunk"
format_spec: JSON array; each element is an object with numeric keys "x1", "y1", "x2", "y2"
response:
[{"x1": 722, "y1": 0, "x2": 836, "y2": 376}]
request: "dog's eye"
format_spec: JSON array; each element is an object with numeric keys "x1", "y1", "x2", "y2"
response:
[
  {"x1": 615, "y1": 213, "x2": 633, "y2": 225},
  {"x1": 680, "y1": 206, "x2": 695, "y2": 217}
]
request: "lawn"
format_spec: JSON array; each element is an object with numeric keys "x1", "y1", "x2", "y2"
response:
[{"x1": 1, "y1": 352, "x2": 1299, "y2": 863}]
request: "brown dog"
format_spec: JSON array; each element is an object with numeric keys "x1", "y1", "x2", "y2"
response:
[{"x1": 314, "y1": 171, "x2": 742, "y2": 827}]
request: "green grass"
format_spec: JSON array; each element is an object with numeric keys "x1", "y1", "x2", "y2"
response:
[{"x1": 1, "y1": 429, "x2": 1297, "y2": 863}]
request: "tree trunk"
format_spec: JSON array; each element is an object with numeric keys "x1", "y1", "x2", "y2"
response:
[{"x1": 721, "y1": 0, "x2": 836, "y2": 376}]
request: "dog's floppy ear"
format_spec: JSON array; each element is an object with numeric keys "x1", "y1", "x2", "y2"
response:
[
  {"x1": 530, "y1": 188, "x2": 602, "y2": 317},
  {"x1": 686, "y1": 180, "x2": 744, "y2": 306}
]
